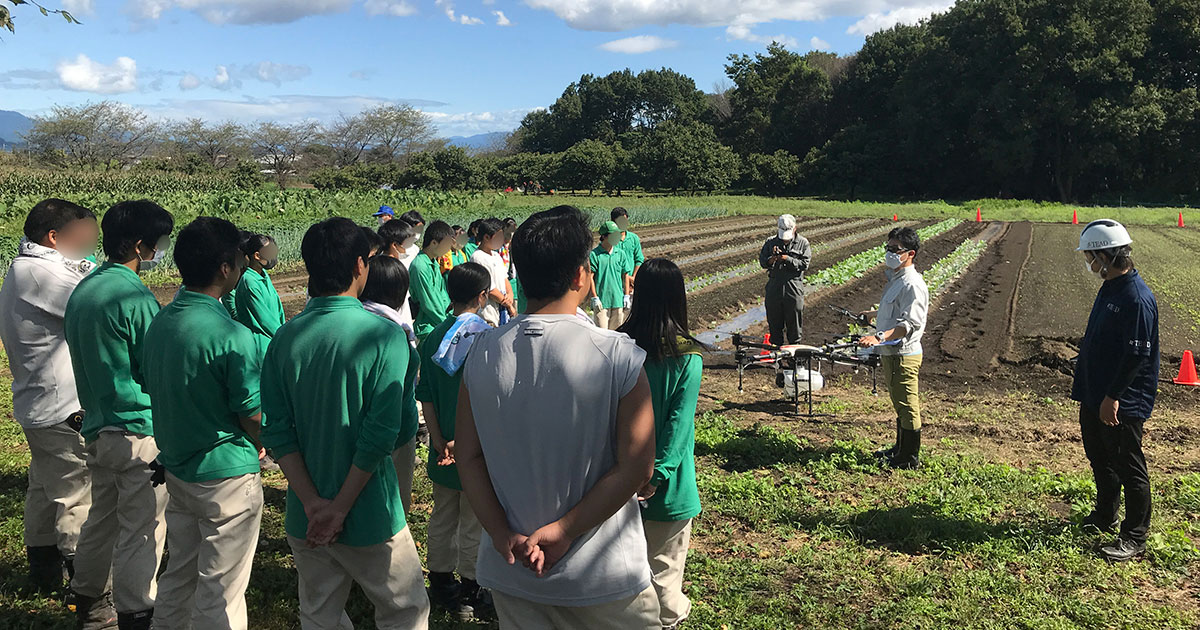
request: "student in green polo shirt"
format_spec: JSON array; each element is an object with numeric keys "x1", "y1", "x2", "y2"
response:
[
  {"x1": 588, "y1": 220, "x2": 631, "y2": 330},
  {"x1": 409, "y1": 220, "x2": 455, "y2": 342},
  {"x1": 612, "y1": 207, "x2": 644, "y2": 281},
  {"x1": 64, "y1": 199, "x2": 174, "y2": 630},
  {"x1": 142, "y1": 217, "x2": 264, "y2": 630},
  {"x1": 618, "y1": 258, "x2": 705, "y2": 630},
  {"x1": 260, "y1": 218, "x2": 429, "y2": 628},
  {"x1": 234, "y1": 233, "x2": 286, "y2": 358},
  {"x1": 417, "y1": 261, "x2": 493, "y2": 621}
]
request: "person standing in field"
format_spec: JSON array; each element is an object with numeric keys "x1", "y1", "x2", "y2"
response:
[
  {"x1": 417, "y1": 262, "x2": 495, "y2": 621},
  {"x1": 456, "y1": 205, "x2": 660, "y2": 629},
  {"x1": 260, "y1": 218, "x2": 429, "y2": 629},
  {"x1": 378, "y1": 220, "x2": 420, "y2": 334},
  {"x1": 373, "y1": 205, "x2": 395, "y2": 226},
  {"x1": 464, "y1": 220, "x2": 483, "y2": 258},
  {"x1": 611, "y1": 207, "x2": 645, "y2": 281},
  {"x1": 859, "y1": 226, "x2": 929, "y2": 470},
  {"x1": 0, "y1": 199, "x2": 98, "y2": 594},
  {"x1": 469, "y1": 219, "x2": 516, "y2": 327},
  {"x1": 234, "y1": 234, "x2": 285, "y2": 360},
  {"x1": 589, "y1": 220, "x2": 632, "y2": 331},
  {"x1": 1072, "y1": 220, "x2": 1159, "y2": 562},
  {"x1": 759, "y1": 214, "x2": 811, "y2": 345},
  {"x1": 220, "y1": 230, "x2": 248, "y2": 320},
  {"x1": 64, "y1": 200, "x2": 174, "y2": 630},
  {"x1": 358, "y1": 255, "x2": 422, "y2": 516},
  {"x1": 438, "y1": 225, "x2": 469, "y2": 275},
  {"x1": 141, "y1": 217, "x2": 264, "y2": 630},
  {"x1": 617, "y1": 258, "x2": 704, "y2": 630},
  {"x1": 409, "y1": 221, "x2": 456, "y2": 343}
]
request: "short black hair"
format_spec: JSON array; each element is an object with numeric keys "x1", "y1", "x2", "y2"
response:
[
  {"x1": 399, "y1": 210, "x2": 426, "y2": 227},
  {"x1": 100, "y1": 199, "x2": 174, "y2": 260},
  {"x1": 175, "y1": 217, "x2": 242, "y2": 288},
  {"x1": 476, "y1": 218, "x2": 505, "y2": 243},
  {"x1": 360, "y1": 255, "x2": 410, "y2": 311},
  {"x1": 503, "y1": 217, "x2": 518, "y2": 228},
  {"x1": 889, "y1": 226, "x2": 920, "y2": 254},
  {"x1": 512, "y1": 205, "x2": 591, "y2": 301},
  {"x1": 24, "y1": 198, "x2": 96, "y2": 243},
  {"x1": 610, "y1": 207, "x2": 629, "y2": 221},
  {"x1": 361, "y1": 226, "x2": 384, "y2": 255},
  {"x1": 467, "y1": 219, "x2": 483, "y2": 238},
  {"x1": 446, "y1": 261, "x2": 491, "y2": 304},
  {"x1": 302, "y1": 218, "x2": 370, "y2": 296},
  {"x1": 378, "y1": 219, "x2": 417, "y2": 250},
  {"x1": 451, "y1": 225, "x2": 464, "y2": 233},
  {"x1": 240, "y1": 232, "x2": 273, "y2": 256},
  {"x1": 422, "y1": 220, "x2": 455, "y2": 249}
]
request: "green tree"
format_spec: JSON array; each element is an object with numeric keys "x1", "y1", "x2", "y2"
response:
[
  {"x1": 558, "y1": 139, "x2": 615, "y2": 194},
  {"x1": 638, "y1": 121, "x2": 738, "y2": 194}
]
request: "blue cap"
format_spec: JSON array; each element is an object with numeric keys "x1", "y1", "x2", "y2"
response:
[{"x1": 373, "y1": 205, "x2": 394, "y2": 217}]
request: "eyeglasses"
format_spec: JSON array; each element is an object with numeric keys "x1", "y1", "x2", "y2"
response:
[{"x1": 884, "y1": 246, "x2": 910, "y2": 254}]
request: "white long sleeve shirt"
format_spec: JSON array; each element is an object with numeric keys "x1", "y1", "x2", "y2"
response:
[
  {"x1": 0, "y1": 241, "x2": 95, "y2": 428},
  {"x1": 876, "y1": 266, "x2": 929, "y2": 357}
]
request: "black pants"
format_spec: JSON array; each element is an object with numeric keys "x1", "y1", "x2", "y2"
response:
[
  {"x1": 1079, "y1": 405, "x2": 1151, "y2": 542},
  {"x1": 765, "y1": 281, "x2": 803, "y2": 345}
]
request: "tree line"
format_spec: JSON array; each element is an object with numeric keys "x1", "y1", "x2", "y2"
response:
[{"x1": 15, "y1": 0, "x2": 1200, "y2": 202}]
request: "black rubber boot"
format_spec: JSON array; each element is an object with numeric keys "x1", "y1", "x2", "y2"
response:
[
  {"x1": 116, "y1": 608, "x2": 153, "y2": 630},
  {"x1": 460, "y1": 578, "x2": 496, "y2": 621},
  {"x1": 874, "y1": 419, "x2": 901, "y2": 461},
  {"x1": 888, "y1": 429, "x2": 921, "y2": 470},
  {"x1": 428, "y1": 572, "x2": 474, "y2": 621},
  {"x1": 26, "y1": 545, "x2": 65, "y2": 593},
  {"x1": 73, "y1": 591, "x2": 117, "y2": 630}
]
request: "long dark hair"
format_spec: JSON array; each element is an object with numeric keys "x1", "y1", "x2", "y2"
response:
[{"x1": 618, "y1": 258, "x2": 705, "y2": 362}]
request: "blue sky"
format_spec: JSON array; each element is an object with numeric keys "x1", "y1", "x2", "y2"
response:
[{"x1": 0, "y1": 1, "x2": 953, "y2": 137}]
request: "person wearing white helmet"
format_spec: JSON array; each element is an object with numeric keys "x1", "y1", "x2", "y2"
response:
[
  {"x1": 1071, "y1": 219, "x2": 1159, "y2": 562},
  {"x1": 759, "y1": 214, "x2": 811, "y2": 346}
]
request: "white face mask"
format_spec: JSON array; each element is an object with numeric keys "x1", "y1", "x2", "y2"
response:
[
  {"x1": 377, "y1": 216, "x2": 389, "y2": 227},
  {"x1": 885, "y1": 251, "x2": 904, "y2": 269},
  {"x1": 1084, "y1": 255, "x2": 1105, "y2": 279},
  {"x1": 138, "y1": 236, "x2": 171, "y2": 272}
]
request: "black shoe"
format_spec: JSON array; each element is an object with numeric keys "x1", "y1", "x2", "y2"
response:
[
  {"x1": 27, "y1": 545, "x2": 66, "y2": 593},
  {"x1": 873, "y1": 419, "x2": 902, "y2": 460},
  {"x1": 888, "y1": 429, "x2": 921, "y2": 470},
  {"x1": 73, "y1": 591, "x2": 117, "y2": 630},
  {"x1": 1080, "y1": 512, "x2": 1120, "y2": 534},
  {"x1": 460, "y1": 578, "x2": 496, "y2": 621},
  {"x1": 428, "y1": 572, "x2": 474, "y2": 622},
  {"x1": 1100, "y1": 537, "x2": 1146, "y2": 562}
]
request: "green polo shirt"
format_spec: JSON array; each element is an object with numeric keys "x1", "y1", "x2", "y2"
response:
[
  {"x1": 143, "y1": 291, "x2": 262, "y2": 483},
  {"x1": 235, "y1": 268, "x2": 286, "y2": 358},
  {"x1": 221, "y1": 289, "x2": 238, "y2": 319},
  {"x1": 641, "y1": 341, "x2": 703, "y2": 523},
  {"x1": 415, "y1": 316, "x2": 463, "y2": 490},
  {"x1": 589, "y1": 245, "x2": 628, "y2": 310},
  {"x1": 410, "y1": 252, "x2": 451, "y2": 340},
  {"x1": 620, "y1": 230, "x2": 644, "y2": 275},
  {"x1": 464, "y1": 241, "x2": 479, "y2": 258},
  {"x1": 64, "y1": 262, "x2": 160, "y2": 440},
  {"x1": 261, "y1": 296, "x2": 416, "y2": 547}
]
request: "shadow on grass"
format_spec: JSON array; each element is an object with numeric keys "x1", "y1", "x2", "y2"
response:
[{"x1": 698, "y1": 424, "x2": 877, "y2": 473}]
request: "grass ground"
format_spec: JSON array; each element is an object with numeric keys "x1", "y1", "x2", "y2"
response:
[{"x1": 2, "y1": 348, "x2": 1198, "y2": 628}]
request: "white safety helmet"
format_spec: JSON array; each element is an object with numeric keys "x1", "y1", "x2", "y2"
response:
[{"x1": 1077, "y1": 219, "x2": 1132, "y2": 252}]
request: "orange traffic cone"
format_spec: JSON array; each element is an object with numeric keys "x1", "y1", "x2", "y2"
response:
[
  {"x1": 1179, "y1": 212, "x2": 1186, "y2": 228},
  {"x1": 1174, "y1": 350, "x2": 1200, "y2": 386},
  {"x1": 976, "y1": 206, "x2": 982, "y2": 222},
  {"x1": 893, "y1": 213, "x2": 898, "y2": 222},
  {"x1": 1072, "y1": 209, "x2": 1078, "y2": 225}
]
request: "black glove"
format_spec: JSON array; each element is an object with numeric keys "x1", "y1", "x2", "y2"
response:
[
  {"x1": 66, "y1": 412, "x2": 84, "y2": 433},
  {"x1": 149, "y1": 460, "x2": 166, "y2": 487}
]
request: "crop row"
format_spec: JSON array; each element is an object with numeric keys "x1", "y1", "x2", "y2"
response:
[
  {"x1": 924, "y1": 238, "x2": 989, "y2": 298},
  {"x1": 806, "y1": 219, "x2": 961, "y2": 288}
]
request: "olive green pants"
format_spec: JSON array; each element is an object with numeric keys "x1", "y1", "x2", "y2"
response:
[{"x1": 881, "y1": 354, "x2": 922, "y2": 431}]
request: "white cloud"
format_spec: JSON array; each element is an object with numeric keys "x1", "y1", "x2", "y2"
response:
[
  {"x1": 364, "y1": 0, "x2": 416, "y2": 17},
  {"x1": 213, "y1": 65, "x2": 231, "y2": 87},
  {"x1": 846, "y1": 2, "x2": 953, "y2": 35},
  {"x1": 493, "y1": 10, "x2": 511, "y2": 26},
  {"x1": 725, "y1": 22, "x2": 797, "y2": 47},
  {"x1": 129, "y1": 0, "x2": 354, "y2": 25},
  {"x1": 598, "y1": 35, "x2": 679, "y2": 54},
  {"x1": 251, "y1": 61, "x2": 311, "y2": 85},
  {"x1": 458, "y1": 13, "x2": 483, "y2": 24},
  {"x1": 810, "y1": 36, "x2": 830, "y2": 50},
  {"x1": 57, "y1": 54, "x2": 138, "y2": 94},
  {"x1": 179, "y1": 73, "x2": 202, "y2": 90},
  {"x1": 62, "y1": 0, "x2": 95, "y2": 15}
]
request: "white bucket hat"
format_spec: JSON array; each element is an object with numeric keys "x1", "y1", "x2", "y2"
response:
[{"x1": 777, "y1": 214, "x2": 797, "y2": 241}]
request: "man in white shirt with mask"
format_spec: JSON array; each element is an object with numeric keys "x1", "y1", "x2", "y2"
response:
[
  {"x1": 0, "y1": 198, "x2": 99, "y2": 593},
  {"x1": 859, "y1": 226, "x2": 929, "y2": 470}
]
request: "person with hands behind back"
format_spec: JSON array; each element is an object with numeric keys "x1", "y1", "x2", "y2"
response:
[
  {"x1": 456, "y1": 206, "x2": 660, "y2": 629},
  {"x1": 260, "y1": 218, "x2": 429, "y2": 629},
  {"x1": 1071, "y1": 220, "x2": 1159, "y2": 563}
]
